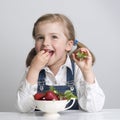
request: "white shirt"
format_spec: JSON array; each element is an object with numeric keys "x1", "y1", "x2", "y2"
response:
[{"x1": 16, "y1": 56, "x2": 105, "y2": 112}]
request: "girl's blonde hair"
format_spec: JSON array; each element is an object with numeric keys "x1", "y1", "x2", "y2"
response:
[
  {"x1": 32, "y1": 13, "x2": 75, "y2": 40},
  {"x1": 26, "y1": 13, "x2": 95, "y2": 67}
]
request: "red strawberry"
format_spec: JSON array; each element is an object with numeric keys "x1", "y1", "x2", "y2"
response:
[
  {"x1": 75, "y1": 51, "x2": 87, "y2": 60},
  {"x1": 34, "y1": 93, "x2": 45, "y2": 100},
  {"x1": 45, "y1": 91, "x2": 59, "y2": 100}
]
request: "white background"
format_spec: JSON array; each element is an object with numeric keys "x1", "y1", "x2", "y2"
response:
[{"x1": 0, "y1": 0, "x2": 120, "y2": 111}]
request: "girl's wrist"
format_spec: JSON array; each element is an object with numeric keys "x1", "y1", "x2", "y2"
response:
[
  {"x1": 26, "y1": 67, "x2": 40, "y2": 85},
  {"x1": 82, "y1": 69, "x2": 95, "y2": 84}
]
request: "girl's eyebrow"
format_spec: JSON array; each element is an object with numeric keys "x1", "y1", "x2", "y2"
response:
[
  {"x1": 35, "y1": 33, "x2": 60, "y2": 37},
  {"x1": 49, "y1": 33, "x2": 60, "y2": 35},
  {"x1": 35, "y1": 34, "x2": 43, "y2": 37}
]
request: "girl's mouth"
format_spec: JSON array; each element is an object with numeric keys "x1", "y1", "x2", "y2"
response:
[{"x1": 44, "y1": 49, "x2": 54, "y2": 56}]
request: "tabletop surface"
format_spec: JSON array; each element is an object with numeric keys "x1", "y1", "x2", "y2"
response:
[{"x1": 0, "y1": 109, "x2": 120, "y2": 120}]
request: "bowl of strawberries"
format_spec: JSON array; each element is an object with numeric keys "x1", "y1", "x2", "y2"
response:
[{"x1": 34, "y1": 87, "x2": 77, "y2": 117}]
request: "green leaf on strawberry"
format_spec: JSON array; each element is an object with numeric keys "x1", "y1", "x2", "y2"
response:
[
  {"x1": 76, "y1": 51, "x2": 87, "y2": 59},
  {"x1": 64, "y1": 90, "x2": 77, "y2": 100},
  {"x1": 49, "y1": 86, "x2": 59, "y2": 95}
]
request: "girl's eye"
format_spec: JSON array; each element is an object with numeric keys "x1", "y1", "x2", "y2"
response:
[
  {"x1": 36, "y1": 36, "x2": 44, "y2": 40},
  {"x1": 52, "y1": 35, "x2": 58, "y2": 39}
]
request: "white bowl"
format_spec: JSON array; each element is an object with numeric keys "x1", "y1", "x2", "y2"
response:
[{"x1": 35, "y1": 99, "x2": 75, "y2": 117}]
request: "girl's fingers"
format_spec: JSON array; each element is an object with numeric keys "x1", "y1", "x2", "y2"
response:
[
  {"x1": 37, "y1": 50, "x2": 50, "y2": 58},
  {"x1": 72, "y1": 47, "x2": 93, "y2": 64},
  {"x1": 80, "y1": 48, "x2": 92, "y2": 57}
]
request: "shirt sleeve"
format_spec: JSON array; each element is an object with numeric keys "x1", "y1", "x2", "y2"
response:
[
  {"x1": 75, "y1": 66, "x2": 105, "y2": 112},
  {"x1": 16, "y1": 69, "x2": 37, "y2": 112}
]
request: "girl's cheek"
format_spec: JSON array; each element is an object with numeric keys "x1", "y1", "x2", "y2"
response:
[
  {"x1": 35, "y1": 47, "x2": 40, "y2": 53},
  {"x1": 35, "y1": 40, "x2": 44, "y2": 52},
  {"x1": 35, "y1": 44, "x2": 41, "y2": 53}
]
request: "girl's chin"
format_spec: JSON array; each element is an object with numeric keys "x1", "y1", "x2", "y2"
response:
[
  {"x1": 46, "y1": 58, "x2": 54, "y2": 66},
  {"x1": 46, "y1": 62, "x2": 54, "y2": 67}
]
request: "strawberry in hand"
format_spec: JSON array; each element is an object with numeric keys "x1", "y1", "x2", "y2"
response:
[{"x1": 75, "y1": 51, "x2": 87, "y2": 60}]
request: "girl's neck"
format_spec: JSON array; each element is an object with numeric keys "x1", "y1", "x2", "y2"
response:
[{"x1": 49, "y1": 56, "x2": 67, "y2": 76}]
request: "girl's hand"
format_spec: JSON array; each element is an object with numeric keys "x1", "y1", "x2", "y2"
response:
[
  {"x1": 30, "y1": 50, "x2": 51, "y2": 72},
  {"x1": 26, "y1": 50, "x2": 51, "y2": 84},
  {"x1": 72, "y1": 48, "x2": 92, "y2": 71},
  {"x1": 72, "y1": 48, "x2": 95, "y2": 84}
]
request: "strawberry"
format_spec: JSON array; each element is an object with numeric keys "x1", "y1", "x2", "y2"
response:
[
  {"x1": 75, "y1": 51, "x2": 87, "y2": 60},
  {"x1": 34, "y1": 87, "x2": 77, "y2": 101},
  {"x1": 45, "y1": 91, "x2": 59, "y2": 100},
  {"x1": 34, "y1": 93, "x2": 45, "y2": 100}
]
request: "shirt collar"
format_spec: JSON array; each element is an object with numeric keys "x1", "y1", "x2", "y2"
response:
[
  {"x1": 64, "y1": 54, "x2": 73, "y2": 71},
  {"x1": 44, "y1": 54, "x2": 73, "y2": 72}
]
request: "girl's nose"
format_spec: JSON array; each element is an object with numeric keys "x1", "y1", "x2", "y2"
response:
[{"x1": 43, "y1": 38, "x2": 51, "y2": 46}]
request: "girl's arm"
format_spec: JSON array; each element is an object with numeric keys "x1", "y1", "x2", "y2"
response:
[
  {"x1": 17, "y1": 50, "x2": 51, "y2": 112},
  {"x1": 16, "y1": 69, "x2": 37, "y2": 112},
  {"x1": 74, "y1": 64, "x2": 105, "y2": 112},
  {"x1": 72, "y1": 48, "x2": 105, "y2": 112}
]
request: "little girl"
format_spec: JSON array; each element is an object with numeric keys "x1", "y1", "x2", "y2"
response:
[{"x1": 17, "y1": 13, "x2": 105, "y2": 112}]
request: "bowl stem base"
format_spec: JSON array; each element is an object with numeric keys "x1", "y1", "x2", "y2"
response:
[{"x1": 43, "y1": 112, "x2": 60, "y2": 118}]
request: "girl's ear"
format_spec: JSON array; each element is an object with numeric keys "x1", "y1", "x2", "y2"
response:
[{"x1": 65, "y1": 40, "x2": 73, "y2": 51}]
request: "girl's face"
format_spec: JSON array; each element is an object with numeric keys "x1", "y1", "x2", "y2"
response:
[{"x1": 34, "y1": 22, "x2": 73, "y2": 67}]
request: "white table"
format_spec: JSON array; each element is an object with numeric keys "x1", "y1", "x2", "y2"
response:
[{"x1": 0, "y1": 109, "x2": 120, "y2": 120}]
